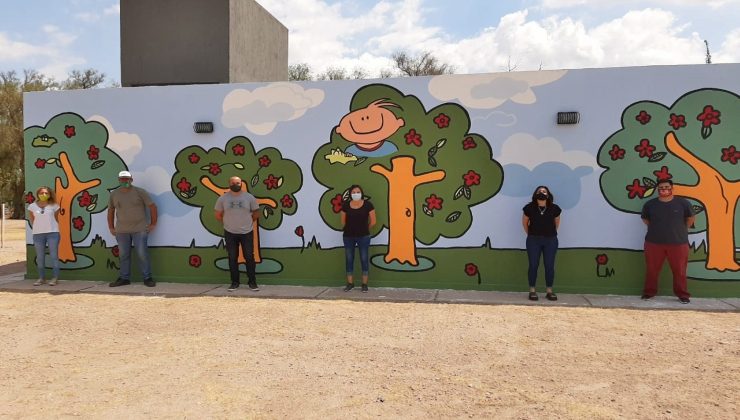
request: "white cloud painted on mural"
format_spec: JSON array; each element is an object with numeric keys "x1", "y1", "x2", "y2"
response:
[
  {"x1": 131, "y1": 166, "x2": 172, "y2": 195},
  {"x1": 87, "y1": 115, "x2": 142, "y2": 165},
  {"x1": 221, "y1": 83, "x2": 325, "y2": 135},
  {"x1": 496, "y1": 132, "x2": 598, "y2": 170},
  {"x1": 428, "y1": 70, "x2": 567, "y2": 109},
  {"x1": 473, "y1": 110, "x2": 518, "y2": 127}
]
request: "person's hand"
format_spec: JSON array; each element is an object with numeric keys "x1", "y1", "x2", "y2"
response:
[
  {"x1": 147, "y1": 223, "x2": 156, "y2": 233},
  {"x1": 109, "y1": 227, "x2": 116, "y2": 235}
]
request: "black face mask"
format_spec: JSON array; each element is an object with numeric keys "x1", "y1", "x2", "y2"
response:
[
  {"x1": 536, "y1": 193, "x2": 548, "y2": 201},
  {"x1": 229, "y1": 184, "x2": 242, "y2": 192}
]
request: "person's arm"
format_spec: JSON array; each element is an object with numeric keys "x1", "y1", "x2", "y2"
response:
[
  {"x1": 341, "y1": 211, "x2": 346, "y2": 227},
  {"x1": 107, "y1": 206, "x2": 116, "y2": 235},
  {"x1": 554, "y1": 216, "x2": 560, "y2": 230},
  {"x1": 368, "y1": 209, "x2": 376, "y2": 229},
  {"x1": 215, "y1": 209, "x2": 224, "y2": 222},
  {"x1": 28, "y1": 209, "x2": 35, "y2": 225},
  {"x1": 251, "y1": 209, "x2": 260, "y2": 222},
  {"x1": 147, "y1": 203, "x2": 158, "y2": 232},
  {"x1": 53, "y1": 206, "x2": 61, "y2": 223},
  {"x1": 522, "y1": 214, "x2": 529, "y2": 234},
  {"x1": 686, "y1": 215, "x2": 696, "y2": 229}
]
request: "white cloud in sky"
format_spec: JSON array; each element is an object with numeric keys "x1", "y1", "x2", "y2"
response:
[
  {"x1": 131, "y1": 166, "x2": 172, "y2": 195},
  {"x1": 104, "y1": 4, "x2": 120, "y2": 16},
  {"x1": 497, "y1": 133, "x2": 598, "y2": 170},
  {"x1": 88, "y1": 115, "x2": 143, "y2": 165},
  {"x1": 540, "y1": 0, "x2": 739, "y2": 9},
  {"x1": 0, "y1": 25, "x2": 83, "y2": 80},
  {"x1": 221, "y1": 82, "x2": 325, "y2": 135},
  {"x1": 75, "y1": 12, "x2": 100, "y2": 23}
]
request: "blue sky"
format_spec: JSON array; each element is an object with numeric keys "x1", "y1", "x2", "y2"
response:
[{"x1": 1, "y1": 0, "x2": 738, "y2": 84}]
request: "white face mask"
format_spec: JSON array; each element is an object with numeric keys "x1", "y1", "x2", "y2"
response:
[{"x1": 351, "y1": 192, "x2": 362, "y2": 201}]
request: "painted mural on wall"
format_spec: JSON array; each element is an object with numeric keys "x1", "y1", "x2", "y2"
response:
[{"x1": 22, "y1": 64, "x2": 740, "y2": 297}]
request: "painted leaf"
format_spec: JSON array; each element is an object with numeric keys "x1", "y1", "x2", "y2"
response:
[
  {"x1": 436, "y1": 138, "x2": 447, "y2": 148},
  {"x1": 32, "y1": 135, "x2": 57, "y2": 148},
  {"x1": 692, "y1": 205, "x2": 705, "y2": 214},
  {"x1": 86, "y1": 203, "x2": 97, "y2": 212},
  {"x1": 428, "y1": 146, "x2": 438, "y2": 157},
  {"x1": 422, "y1": 204, "x2": 433, "y2": 217},
  {"x1": 445, "y1": 211, "x2": 462, "y2": 223},
  {"x1": 234, "y1": 163, "x2": 245, "y2": 169},
  {"x1": 428, "y1": 156, "x2": 438, "y2": 167},
  {"x1": 463, "y1": 186, "x2": 471, "y2": 199},
  {"x1": 642, "y1": 178, "x2": 657, "y2": 188},
  {"x1": 648, "y1": 152, "x2": 667, "y2": 162},
  {"x1": 91, "y1": 160, "x2": 105, "y2": 170},
  {"x1": 354, "y1": 157, "x2": 367, "y2": 167},
  {"x1": 644, "y1": 188, "x2": 655, "y2": 197},
  {"x1": 453, "y1": 185, "x2": 465, "y2": 200},
  {"x1": 251, "y1": 175, "x2": 259, "y2": 187},
  {"x1": 277, "y1": 177, "x2": 284, "y2": 188}
]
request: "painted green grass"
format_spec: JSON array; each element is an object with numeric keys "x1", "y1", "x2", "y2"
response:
[{"x1": 25, "y1": 237, "x2": 740, "y2": 297}]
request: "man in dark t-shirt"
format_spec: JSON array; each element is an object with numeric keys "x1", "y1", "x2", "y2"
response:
[{"x1": 640, "y1": 179, "x2": 695, "y2": 303}]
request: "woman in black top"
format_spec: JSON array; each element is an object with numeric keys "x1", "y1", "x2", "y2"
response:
[
  {"x1": 341, "y1": 184, "x2": 376, "y2": 293},
  {"x1": 522, "y1": 185, "x2": 562, "y2": 301}
]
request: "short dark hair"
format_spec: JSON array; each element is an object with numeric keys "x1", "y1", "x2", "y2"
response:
[{"x1": 656, "y1": 178, "x2": 673, "y2": 186}]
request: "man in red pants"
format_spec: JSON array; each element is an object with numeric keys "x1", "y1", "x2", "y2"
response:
[{"x1": 640, "y1": 179, "x2": 695, "y2": 303}]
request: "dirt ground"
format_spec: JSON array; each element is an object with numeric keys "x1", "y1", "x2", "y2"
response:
[{"x1": 1, "y1": 219, "x2": 739, "y2": 418}]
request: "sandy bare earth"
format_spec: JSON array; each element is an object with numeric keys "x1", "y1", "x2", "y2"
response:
[
  {"x1": 0, "y1": 219, "x2": 26, "y2": 266},
  {"x1": 0, "y1": 291, "x2": 737, "y2": 419}
]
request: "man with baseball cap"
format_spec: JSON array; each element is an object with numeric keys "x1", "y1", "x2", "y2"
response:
[{"x1": 108, "y1": 170, "x2": 158, "y2": 287}]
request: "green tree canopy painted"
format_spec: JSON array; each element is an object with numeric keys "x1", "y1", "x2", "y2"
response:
[
  {"x1": 24, "y1": 112, "x2": 127, "y2": 263},
  {"x1": 598, "y1": 88, "x2": 739, "y2": 272},
  {"x1": 171, "y1": 136, "x2": 301, "y2": 258},
  {"x1": 312, "y1": 83, "x2": 503, "y2": 266}
]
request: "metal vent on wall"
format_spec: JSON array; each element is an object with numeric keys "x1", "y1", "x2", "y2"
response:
[
  {"x1": 193, "y1": 122, "x2": 214, "y2": 133},
  {"x1": 557, "y1": 112, "x2": 580, "y2": 125}
]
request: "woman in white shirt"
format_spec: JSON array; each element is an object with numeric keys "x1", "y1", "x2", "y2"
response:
[{"x1": 27, "y1": 186, "x2": 61, "y2": 286}]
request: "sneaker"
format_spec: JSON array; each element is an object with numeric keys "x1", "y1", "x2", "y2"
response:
[
  {"x1": 109, "y1": 278, "x2": 131, "y2": 287},
  {"x1": 361, "y1": 284, "x2": 368, "y2": 293},
  {"x1": 679, "y1": 297, "x2": 690, "y2": 304},
  {"x1": 48, "y1": 278, "x2": 58, "y2": 286},
  {"x1": 33, "y1": 279, "x2": 46, "y2": 286},
  {"x1": 248, "y1": 281, "x2": 260, "y2": 291},
  {"x1": 227, "y1": 282, "x2": 240, "y2": 291},
  {"x1": 143, "y1": 278, "x2": 156, "y2": 287},
  {"x1": 344, "y1": 283, "x2": 354, "y2": 292},
  {"x1": 641, "y1": 294, "x2": 654, "y2": 300}
]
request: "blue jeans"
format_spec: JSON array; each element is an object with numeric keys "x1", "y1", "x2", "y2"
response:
[
  {"x1": 224, "y1": 230, "x2": 256, "y2": 284},
  {"x1": 344, "y1": 235, "x2": 370, "y2": 275},
  {"x1": 526, "y1": 235, "x2": 558, "y2": 288},
  {"x1": 116, "y1": 232, "x2": 151, "y2": 280},
  {"x1": 33, "y1": 232, "x2": 60, "y2": 280}
]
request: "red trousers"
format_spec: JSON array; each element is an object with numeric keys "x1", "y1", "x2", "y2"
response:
[{"x1": 643, "y1": 241, "x2": 690, "y2": 299}]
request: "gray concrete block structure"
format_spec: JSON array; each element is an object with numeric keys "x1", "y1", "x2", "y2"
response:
[{"x1": 121, "y1": 0, "x2": 288, "y2": 86}]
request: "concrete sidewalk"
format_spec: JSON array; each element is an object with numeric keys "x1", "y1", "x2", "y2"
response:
[{"x1": 1, "y1": 271, "x2": 737, "y2": 312}]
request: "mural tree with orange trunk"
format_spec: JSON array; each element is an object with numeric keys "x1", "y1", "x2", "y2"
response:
[
  {"x1": 598, "y1": 88, "x2": 740, "y2": 279},
  {"x1": 24, "y1": 112, "x2": 127, "y2": 266},
  {"x1": 313, "y1": 84, "x2": 503, "y2": 269},
  {"x1": 171, "y1": 136, "x2": 301, "y2": 271}
]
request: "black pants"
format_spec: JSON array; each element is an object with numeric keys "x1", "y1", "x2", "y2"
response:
[{"x1": 224, "y1": 230, "x2": 256, "y2": 284}]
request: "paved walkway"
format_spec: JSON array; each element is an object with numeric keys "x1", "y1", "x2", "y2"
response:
[{"x1": 1, "y1": 271, "x2": 737, "y2": 312}]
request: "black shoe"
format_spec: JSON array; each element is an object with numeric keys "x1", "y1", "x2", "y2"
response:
[
  {"x1": 227, "y1": 282, "x2": 239, "y2": 292},
  {"x1": 248, "y1": 281, "x2": 260, "y2": 291},
  {"x1": 361, "y1": 284, "x2": 368, "y2": 293},
  {"x1": 641, "y1": 294, "x2": 654, "y2": 300},
  {"x1": 528, "y1": 291, "x2": 538, "y2": 301},
  {"x1": 679, "y1": 297, "x2": 690, "y2": 304},
  {"x1": 143, "y1": 278, "x2": 156, "y2": 287},
  {"x1": 344, "y1": 283, "x2": 354, "y2": 292},
  {"x1": 545, "y1": 292, "x2": 557, "y2": 301},
  {"x1": 109, "y1": 278, "x2": 130, "y2": 287}
]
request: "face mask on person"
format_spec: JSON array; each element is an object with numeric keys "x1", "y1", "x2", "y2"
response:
[
  {"x1": 535, "y1": 192, "x2": 548, "y2": 201},
  {"x1": 119, "y1": 180, "x2": 131, "y2": 188},
  {"x1": 38, "y1": 193, "x2": 49, "y2": 202},
  {"x1": 229, "y1": 184, "x2": 242, "y2": 192},
  {"x1": 351, "y1": 192, "x2": 362, "y2": 201}
]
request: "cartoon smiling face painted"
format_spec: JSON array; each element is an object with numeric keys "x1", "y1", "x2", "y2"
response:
[{"x1": 335, "y1": 99, "x2": 405, "y2": 157}]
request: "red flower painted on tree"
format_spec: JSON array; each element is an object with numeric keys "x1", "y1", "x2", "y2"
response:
[
  {"x1": 264, "y1": 174, "x2": 279, "y2": 190},
  {"x1": 405, "y1": 129, "x2": 422, "y2": 146},
  {"x1": 331, "y1": 194, "x2": 344, "y2": 213},
  {"x1": 608, "y1": 145, "x2": 625, "y2": 160},
  {"x1": 259, "y1": 155, "x2": 271, "y2": 167},
  {"x1": 433, "y1": 113, "x2": 450, "y2": 129},
  {"x1": 111, "y1": 246, "x2": 119, "y2": 257},
  {"x1": 64, "y1": 125, "x2": 76, "y2": 138},
  {"x1": 188, "y1": 153, "x2": 200, "y2": 164},
  {"x1": 77, "y1": 190, "x2": 92, "y2": 207},
  {"x1": 697, "y1": 105, "x2": 721, "y2": 128},
  {"x1": 465, "y1": 263, "x2": 478, "y2": 276},
  {"x1": 208, "y1": 163, "x2": 221, "y2": 175},
  {"x1": 653, "y1": 166, "x2": 672, "y2": 181},
  {"x1": 462, "y1": 137, "x2": 477, "y2": 150},
  {"x1": 25, "y1": 192, "x2": 35, "y2": 204},
  {"x1": 595, "y1": 254, "x2": 608, "y2": 265},
  {"x1": 189, "y1": 255, "x2": 202, "y2": 268},
  {"x1": 35, "y1": 159, "x2": 46, "y2": 169},
  {"x1": 425, "y1": 194, "x2": 443, "y2": 210},
  {"x1": 232, "y1": 144, "x2": 246, "y2": 156},
  {"x1": 634, "y1": 139, "x2": 655, "y2": 158},
  {"x1": 635, "y1": 111, "x2": 651, "y2": 125},
  {"x1": 463, "y1": 170, "x2": 481, "y2": 187},
  {"x1": 281, "y1": 194, "x2": 294, "y2": 208},
  {"x1": 72, "y1": 216, "x2": 85, "y2": 231},
  {"x1": 626, "y1": 179, "x2": 647, "y2": 199},
  {"x1": 87, "y1": 145, "x2": 99, "y2": 160},
  {"x1": 668, "y1": 113, "x2": 686, "y2": 130},
  {"x1": 176, "y1": 177, "x2": 191, "y2": 192},
  {"x1": 720, "y1": 145, "x2": 739, "y2": 165},
  {"x1": 295, "y1": 226, "x2": 304, "y2": 237}
]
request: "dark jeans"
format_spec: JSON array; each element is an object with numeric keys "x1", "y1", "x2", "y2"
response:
[
  {"x1": 224, "y1": 230, "x2": 256, "y2": 285},
  {"x1": 526, "y1": 235, "x2": 558, "y2": 288},
  {"x1": 343, "y1": 235, "x2": 370, "y2": 276}
]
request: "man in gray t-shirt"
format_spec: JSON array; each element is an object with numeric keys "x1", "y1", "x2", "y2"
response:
[
  {"x1": 640, "y1": 179, "x2": 695, "y2": 303},
  {"x1": 215, "y1": 176, "x2": 260, "y2": 292},
  {"x1": 107, "y1": 170, "x2": 158, "y2": 287}
]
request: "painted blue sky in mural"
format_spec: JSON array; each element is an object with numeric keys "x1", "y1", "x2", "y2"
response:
[{"x1": 1, "y1": 0, "x2": 739, "y2": 83}]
